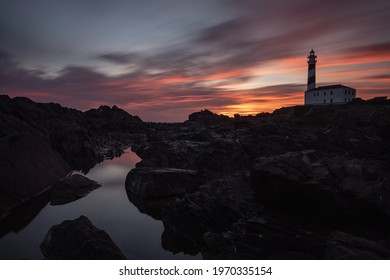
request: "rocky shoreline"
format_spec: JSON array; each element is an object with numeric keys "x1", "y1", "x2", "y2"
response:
[
  {"x1": 1, "y1": 94, "x2": 390, "y2": 259},
  {"x1": 0, "y1": 95, "x2": 144, "y2": 219},
  {"x1": 127, "y1": 99, "x2": 390, "y2": 259}
]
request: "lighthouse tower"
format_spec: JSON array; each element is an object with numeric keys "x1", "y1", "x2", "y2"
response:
[
  {"x1": 307, "y1": 49, "x2": 317, "y2": 91},
  {"x1": 304, "y1": 49, "x2": 357, "y2": 105}
]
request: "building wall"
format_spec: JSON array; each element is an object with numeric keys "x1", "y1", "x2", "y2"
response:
[{"x1": 305, "y1": 87, "x2": 356, "y2": 105}]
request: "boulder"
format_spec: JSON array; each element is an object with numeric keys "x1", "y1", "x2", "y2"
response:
[
  {"x1": 0, "y1": 131, "x2": 70, "y2": 219},
  {"x1": 251, "y1": 150, "x2": 390, "y2": 228},
  {"x1": 125, "y1": 192, "x2": 173, "y2": 220},
  {"x1": 40, "y1": 215, "x2": 126, "y2": 260},
  {"x1": 211, "y1": 215, "x2": 325, "y2": 260},
  {"x1": 50, "y1": 174, "x2": 101, "y2": 205},
  {"x1": 161, "y1": 173, "x2": 257, "y2": 255},
  {"x1": 125, "y1": 167, "x2": 200, "y2": 199},
  {"x1": 49, "y1": 126, "x2": 102, "y2": 172}
]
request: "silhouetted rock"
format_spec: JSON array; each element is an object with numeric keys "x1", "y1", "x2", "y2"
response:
[
  {"x1": 125, "y1": 167, "x2": 200, "y2": 199},
  {"x1": 50, "y1": 126, "x2": 102, "y2": 172},
  {"x1": 161, "y1": 173, "x2": 257, "y2": 255},
  {"x1": 50, "y1": 174, "x2": 101, "y2": 205},
  {"x1": 126, "y1": 194, "x2": 173, "y2": 220},
  {"x1": 187, "y1": 109, "x2": 230, "y2": 125},
  {"x1": 0, "y1": 128, "x2": 70, "y2": 219},
  {"x1": 251, "y1": 150, "x2": 390, "y2": 228},
  {"x1": 219, "y1": 215, "x2": 325, "y2": 260},
  {"x1": 40, "y1": 215, "x2": 126, "y2": 260},
  {"x1": 2, "y1": 94, "x2": 390, "y2": 260},
  {"x1": 130, "y1": 102, "x2": 390, "y2": 259},
  {"x1": 0, "y1": 95, "x2": 146, "y2": 220}
]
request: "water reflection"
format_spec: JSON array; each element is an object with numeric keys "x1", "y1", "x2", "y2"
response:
[
  {"x1": 0, "y1": 191, "x2": 50, "y2": 239},
  {"x1": 126, "y1": 193, "x2": 174, "y2": 220},
  {"x1": 0, "y1": 149, "x2": 199, "y2": 260}
]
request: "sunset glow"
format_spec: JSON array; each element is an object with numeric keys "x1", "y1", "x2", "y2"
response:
[{"x1": 1, "y1": 0, "x2": 389, "y2": 121}]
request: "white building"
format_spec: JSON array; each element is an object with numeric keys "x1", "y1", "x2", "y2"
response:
[
  {"x1": 304, "y1": 50, "x2": 356, "y2": 105},
  {"x1": 305, "y1": 84, "x2": 356, "y2": 105}
]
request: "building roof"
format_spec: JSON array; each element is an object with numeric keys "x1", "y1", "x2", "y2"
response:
[{"x1": 306, "y1": 84, "x2": 356, "y2": 92}]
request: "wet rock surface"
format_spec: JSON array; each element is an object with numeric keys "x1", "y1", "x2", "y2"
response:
[
  {"x1": 50, "y1": 174, "x2": 101, "y2": 205},
  {"x1": 40, "y1": 215, "x2": 126, "y2": 260}
]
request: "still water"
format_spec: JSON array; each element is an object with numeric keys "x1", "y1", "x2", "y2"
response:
[{"x1": 0, "y1": 149, "x2": 199, "y2": 259}]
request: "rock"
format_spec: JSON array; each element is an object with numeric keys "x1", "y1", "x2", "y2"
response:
[
  {"x1": 125, "y1": 167, "x2": 200, "y2": 199},
  {"x1": 251, "y1": 150, "x2": 390, "y2": 229},
  {"x1": 0, "y1": 95, "x2": 146, "y2": 219},
  {"x1": 126, "y1": 191, "x2": 173, "y2": 220},
  {"x1": 187, "y1": 109, "x2": 231, "y2": 125},
  {"x1": 324, "y1": 231, "x2": 390, "y2": 259},
  {"x1": 3, "y1": 94, "x2": 390, "y2": 260},
  {"x1": 161, "y1": 173, "x2": 257, "y2": 255},
  {"x1": 49, "y1": 126, "x2": 102, "y2": 172},
  {"x1": 40, "y1": 215, "x2": 126, "y2": 260},
  {"x1": 50, "y1": 174, "x2": 101, "y2": 205},
  {"x1": 0, "y1": 131, "x2": 70, "y2": 219},
  {"x1": 212, "y1": 215, "x2": 325, "y2": 260}
]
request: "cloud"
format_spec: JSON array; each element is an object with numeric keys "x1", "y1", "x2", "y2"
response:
[
  {"x1": 343, "y1": 42, "x2": 390, "y2": 58},
  {"x1": 365, "y1": 74, "x2": 390, "y2": 80},
  {"x1": 1, "y1": 0, "x2": 389, "y2": 121},
  {"x1": 96, "y1": 53, "x2": 141, "y2": 65}
]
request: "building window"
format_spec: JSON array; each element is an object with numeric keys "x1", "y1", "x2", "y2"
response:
[
  {"x1": 331, "y1": 99, "x2": 333, "y2": 103},
  {"x1": 324, "y1": 99, "x2": 326, "y2": 103},
  {"x1": 345, "y1": 98, "x2": 347, "y2": 103},
  {"x1": 313, "y1": 92, "x2": 315, "y2": 97},
  {"x1": 345, "y1": 90, "x2": 347, "y2": 94},
  {"x1": 317, "y1": 92, "x2": 319, "y2": 96},
  {"x1": 331, "y1": 91, "x2": 333, "y2": 95},
  {"x1": 324, "y1": 92, "x2": 326, "y2": 96}
]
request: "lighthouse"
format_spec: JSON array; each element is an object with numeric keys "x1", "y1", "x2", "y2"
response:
[
  {"x1": 307, "y1": 49, "x2": 316, "y2": 91},
  {"x1": 304, "y1": 50, "x2": 357, "y2": 105}
]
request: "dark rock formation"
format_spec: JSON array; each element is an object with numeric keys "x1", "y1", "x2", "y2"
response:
[
  {"x1": 50, "y1": 174, "x2": 101, "y2": 205},
  {"x1": 128, "y1": 100, "x2": 390, "y2": 259},
  {"x1": 2, "y1": 93, "x2": 390, "y2": 260},
  {"x1": 1, "y1": 95, "x2": 146, "y2": 173},
  {"x1": 251, "y1": 150, "x2": 390, "y2": 229},
  {"x1": 205, "y1": 215, "x2": 326, "y2": 260},
  {"x1": 161, "y1": 173, "x2": 256, "y2": 255},
  {"x1": 125, "y1": 167, "x2": 200, "y2": 219},
  {"x1": 50, "y1": 127, "x2": 102, "y2": 172},
  {"x1": 0, "y1": 95, "x2": 146, "y2": 220},
  {"x1": 324, "y1": 231, "x2": 390, "y2": 259},
  {"x1": 0, "y1": 109, "x2": 70, "y2": 218},
  {"x1": 126, "y1": 194, "x2": 173, "y2": 220},
  {"x1": 125, "y1": 167, "x2": 200, "y2": 199},
  {"x1": 40, "y1": 215, "x2": 126, "y2": 260}
]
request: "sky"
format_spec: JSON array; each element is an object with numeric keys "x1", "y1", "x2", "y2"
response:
[{"x1": 0, "y1": 0, "x2": 389, "y2": 121}]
